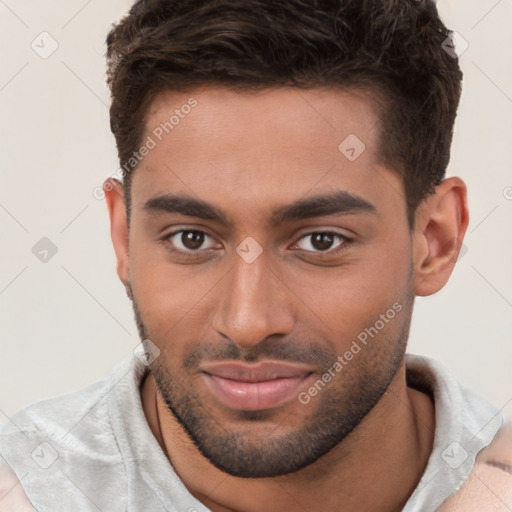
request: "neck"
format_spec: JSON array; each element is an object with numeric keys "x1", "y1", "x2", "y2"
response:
[{"x1": 141, "y1": 363, "x2": 435, "y2": 512}]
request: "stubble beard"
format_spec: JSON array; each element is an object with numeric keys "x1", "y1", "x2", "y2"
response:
[{"x1": 130, "y1": 287, "x2": 414, "y2": 478}]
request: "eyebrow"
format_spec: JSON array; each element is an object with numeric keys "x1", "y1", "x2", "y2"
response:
[
  {"x1": 144, "y1": 194, "x2": 230, "y2": 225},
  {"x1": 269, "y1": 191, "x2": 376, "y2": 226},
  {"x1": 143, "y1": 190, "x2": 376, "y2": 227}
]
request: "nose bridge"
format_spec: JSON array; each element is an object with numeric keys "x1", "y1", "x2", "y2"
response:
[{"x1": 212, "y1": 252, "x2": 294, "y2": 348}]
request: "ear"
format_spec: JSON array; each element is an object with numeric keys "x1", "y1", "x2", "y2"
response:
[
  {"x1": 412, "y1": 177, "x2": 469, "y2": 296},
  {"x1": 104, "y1": 178, "x2": 132, "y2": 300}
]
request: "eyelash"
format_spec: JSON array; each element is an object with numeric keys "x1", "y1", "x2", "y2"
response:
[
  {"x1": 292, "y1": 231, "x2": 353, "y2": 256},
  {"x1": 161, "y1": 229, "x2": 353, "y2": 259},
  {"x1": 161, "y1": 230, "x2": 220, "y2": 260}
]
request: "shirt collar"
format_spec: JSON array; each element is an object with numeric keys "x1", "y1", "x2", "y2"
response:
[{"x1": 403, "y1": 353, "x2": 503, "y2": 511}]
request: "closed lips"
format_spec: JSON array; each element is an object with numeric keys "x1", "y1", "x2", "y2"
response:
[{"x1": 200, "y1": 361, "x2": 314, "y2": 411}]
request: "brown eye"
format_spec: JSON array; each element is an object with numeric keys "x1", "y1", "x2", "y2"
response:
[
  {"x1": 164, "y1": 230, "x2": 219, "y2": 253},
  {"x1": 181, "y1": 230, "x2": 205, "y2": 250},
  {"x1": 311, "y1": 233, "x2": 335, "y2": 251},
  {"x1": 295, "y1": 232, "x2": 348, "y2": 253}
]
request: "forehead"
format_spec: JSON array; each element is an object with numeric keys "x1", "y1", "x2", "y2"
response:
[
  {"x1": 131, "y1": 86, "x2": 403, "y2": 221},
  {"x1": 144, "y1": 85, "x2": 380, "y2": 156}
]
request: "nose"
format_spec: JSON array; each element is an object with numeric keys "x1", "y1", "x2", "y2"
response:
[{"x1": 211, "y1": 251, "x2": 295, "y2": 349}]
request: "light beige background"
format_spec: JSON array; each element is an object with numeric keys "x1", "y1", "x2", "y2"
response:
[{"x1": 0, "y1": 0, "x2": 511, "y2": 423}]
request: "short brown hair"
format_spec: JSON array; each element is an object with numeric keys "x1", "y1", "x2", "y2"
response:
[{"x1": 106, "y1": 0, "x2": 462, "y2": 226}]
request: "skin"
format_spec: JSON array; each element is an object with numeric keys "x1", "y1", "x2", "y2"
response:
[
  {"x1": 105, "y1": 86, "x2": 469, "y2": 511},
  {"x1": 439, "y1": 420, "x2": 512, "y2": 511}
]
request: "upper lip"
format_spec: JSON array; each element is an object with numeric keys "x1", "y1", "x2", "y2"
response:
[{"x1": 200, "y1": 361, "x2": 313, "y2": 382}]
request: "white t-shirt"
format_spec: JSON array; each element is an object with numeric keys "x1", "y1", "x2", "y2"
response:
[{"x1": 0, "y1": 353, "x2": 505, "y2": 511}]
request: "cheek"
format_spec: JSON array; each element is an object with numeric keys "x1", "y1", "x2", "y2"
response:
[
  {"x1": 275, "y1": 246, "x2": 411, "y2": 345},
  {"x1": 128, "y1": 238, "x2": 226, "y2": 351}
]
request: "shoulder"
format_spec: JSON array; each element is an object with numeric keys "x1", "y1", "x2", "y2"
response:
[
  {"x1": 0, "y1": 355, "x2": 139, "y2": 449},
  {"x1": 0, "y1": 373, "x2": 111, "y2": 444},
  {"x1": 0, "y1": 357, "x2": 140, "y2": 510},
  {"x1": 0, "y1": 363, "x2": 126, "y2": 486},
  {"x1": 439, "y1": 417, "x2": 512, "y2": 511}
]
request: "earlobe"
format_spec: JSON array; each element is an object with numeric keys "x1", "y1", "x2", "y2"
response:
[
  {"x1": 413, "y1": 177, "x2": 469, "y2": 296},
  {"x1": 104, "y1": 178, "x2": 132, "y2": 298}
]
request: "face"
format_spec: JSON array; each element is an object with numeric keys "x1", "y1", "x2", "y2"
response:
[{"x1": 126, "y1": 86, "x2": 416, "y2": 478}]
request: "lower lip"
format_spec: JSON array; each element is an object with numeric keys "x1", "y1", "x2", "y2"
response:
[{"x1": 203, "y1": 373, "x2": 311, "y2": 411}]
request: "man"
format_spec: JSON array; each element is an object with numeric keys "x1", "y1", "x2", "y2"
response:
[{"x1": 1, "y1": 0, "x2": 510, "y2": 510}]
